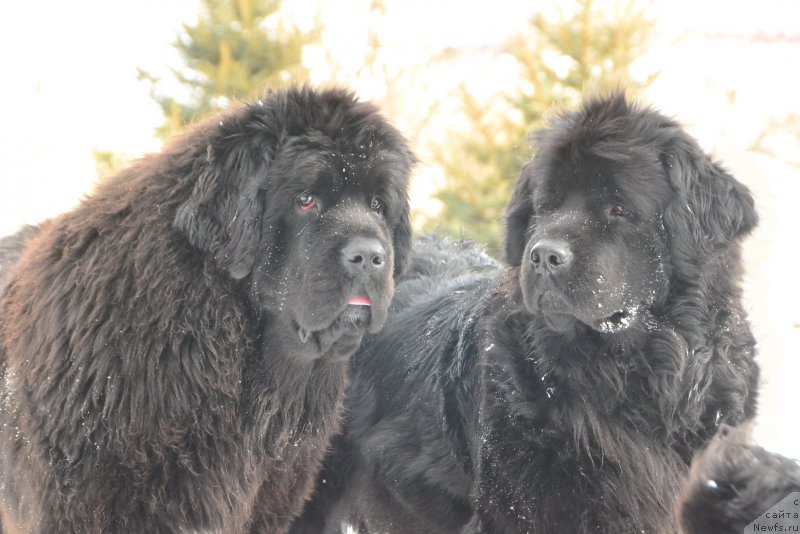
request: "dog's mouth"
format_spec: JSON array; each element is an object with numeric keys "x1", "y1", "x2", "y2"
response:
[
  {"x1": 336, "y1": 303, "x2": 372, "y2": 330},
  {"x1": 536, "y1": 289, "x2": 569, "y2": 312},
  {"x1": 533, "y1": 290, "x2": 578, "y2": 331},
  {"x1": 595, "y1": 307, "x2": 637, "y2": 334},
  {"x1": 534, "y1": 289, "x2": 639, "y2": 334},
  {"x1": 296, "y1": 292, "x2": 374, "y2": 344}
]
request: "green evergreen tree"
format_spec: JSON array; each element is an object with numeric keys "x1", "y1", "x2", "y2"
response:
[
  {"x1": 139, "y1": 0, "x2": 317, "y2": 137},
  {"x1": 428, "y1": 0, "x2": 657, "y2": 255},
  {"x1": 92, "y1": 149, "x2": 131, "y2": 179}
]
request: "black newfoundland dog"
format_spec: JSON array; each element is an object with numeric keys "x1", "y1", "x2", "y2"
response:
[
  {"x1": 290, "y1": 93, "x2": 760, "y2": 533},
  {"x1": 0, "y1": 87, "x2": 414, "y2": 533}
]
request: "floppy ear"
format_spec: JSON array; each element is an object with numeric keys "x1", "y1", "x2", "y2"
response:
[
  {"x1": 662, "y1": 133, "x2": 757, "y2": 257},
  {"x1": 391, "y1": 202, "x2": 412, "y2": 277},
  {"x1": 174, "y1": 138, "x2": 267, "y2": 279},
  {"x1": 503, "y1": 163, "x2": 535, "y2": 266}
]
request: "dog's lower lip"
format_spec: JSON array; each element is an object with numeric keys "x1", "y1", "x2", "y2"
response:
[{"x1": 341, "y1": 305, "x2": 371, "y2": 329}]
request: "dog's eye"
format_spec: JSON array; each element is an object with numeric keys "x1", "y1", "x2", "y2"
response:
[
  {"x1": 610, "y1": 205, "x2": 628, "y2": 218},
  {"x1": 297, "y1": 193, "x2": 317, "y2": 211},
  {"x1": 370, "y1": 197, "x2": 384, "y2": 214}
]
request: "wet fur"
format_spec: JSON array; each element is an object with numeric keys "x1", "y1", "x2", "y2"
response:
[
  {"x1": 0, "y1": 87, "x2": 414, "y2": 533},
  {"x1": 291, "y1": 93, "x2": 759, "y2": 533}
]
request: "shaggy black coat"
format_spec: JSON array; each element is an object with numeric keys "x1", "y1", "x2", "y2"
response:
[
  {"x1": 290, "y1": 93, "x2": 760, "y2": 533},
  {"x1": 0, "y1": 87, "x2": 414, "y2": 533},
  {"x1": 677, "y1": 423, "x2": 800, "y2": 533}
]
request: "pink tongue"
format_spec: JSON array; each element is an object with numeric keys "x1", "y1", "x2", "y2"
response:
[{"x1": 348, "y1": 295, "x2": 371, "y2": 306}]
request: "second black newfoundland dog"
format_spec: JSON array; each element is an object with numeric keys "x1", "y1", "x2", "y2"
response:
[
  {"x1": 291, "y1": 93, "x2": 760, "y2": 533},
  {"x1": 0, "y1": 87, "x2": 414, "y2": 533}
]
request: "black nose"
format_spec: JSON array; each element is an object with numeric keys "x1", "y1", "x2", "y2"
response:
[
  {"x1": 342, "y1": 238, "x2": 387, "y2": 274},
  {"x1": 530, "y1": 240, "x2": 572, "y2": 273}
]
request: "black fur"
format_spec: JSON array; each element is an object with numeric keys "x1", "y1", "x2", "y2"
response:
[
  {"x1": 677, "y1": 423, "x2": 800, "y2": 533},
  {"x1": 291, "y1": 93, "x2": 759, "y2": 533},
  {"x1": 0, "y1": 86, "x2": 414, "y2": 533}
]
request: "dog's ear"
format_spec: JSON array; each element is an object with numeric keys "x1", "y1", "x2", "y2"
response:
[
  {"x1": 174, "y1": 128, "x2": 268, "y2": 280},
  {"x1": 504, "y1": 163, "x2": 535, "y2": 266},
  {"x1": 662, "y1": 133, "x2": 757, "y2": 257},
  {"x1": 391, "y1": 202, "x2": 412, "y2": 277}
]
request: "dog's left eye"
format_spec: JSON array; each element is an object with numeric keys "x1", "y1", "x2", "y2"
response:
[
  {"x1": 370, "y1": 197, "x2": 384, "y2": 214},
  {"x1": 297, "y1": 193, "x2": 317, "y2": 211}
]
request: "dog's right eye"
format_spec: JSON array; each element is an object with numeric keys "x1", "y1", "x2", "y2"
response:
[{"x1": 297, "y1": 193, "x2": 317, "y2": 211}]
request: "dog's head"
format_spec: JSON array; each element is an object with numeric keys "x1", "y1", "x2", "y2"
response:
[
  {"x1": 505, "y1": 93, "x2": 756, "y2": 335},
  {"x1": 174, "y1": 87, "x2": 415, "y2": 358}
]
